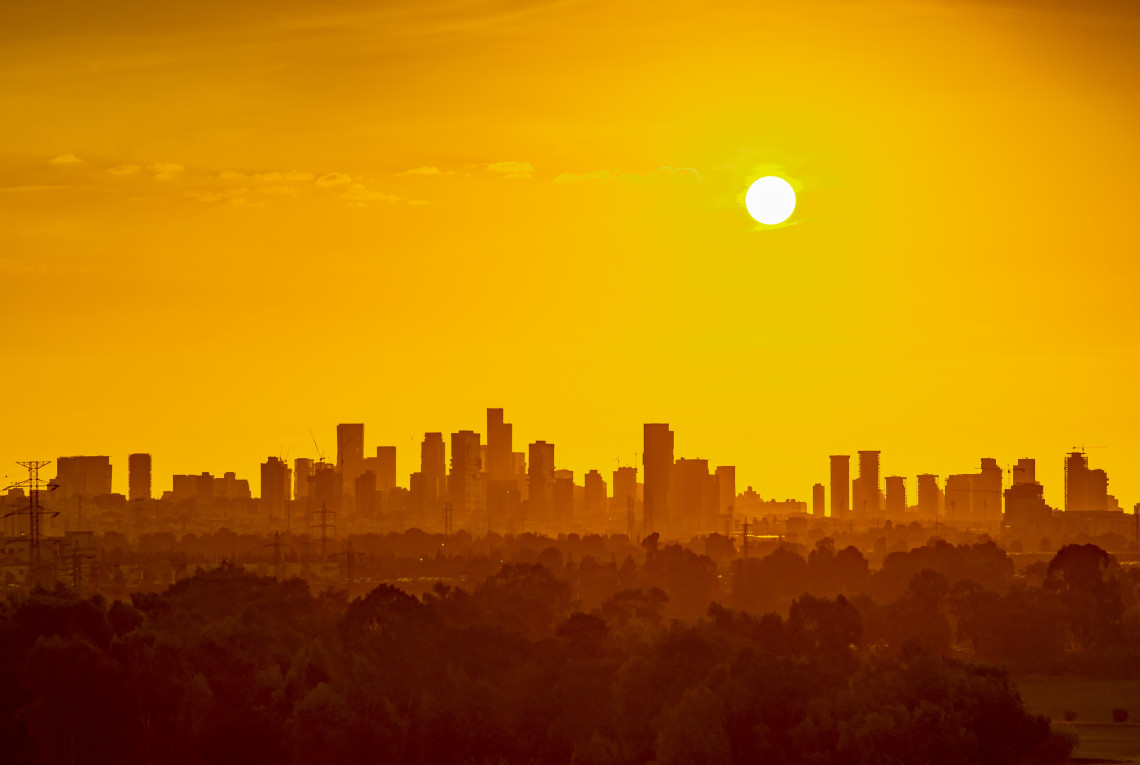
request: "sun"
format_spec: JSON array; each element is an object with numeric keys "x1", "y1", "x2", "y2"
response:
[{"x1": 745, "y1": 176, "x2": 796, "y2": 225}]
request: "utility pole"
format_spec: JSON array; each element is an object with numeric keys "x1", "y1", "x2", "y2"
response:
[
  {"x1": 312, "y1": 501, "x2": 335, "y2": 564},
  {"x1": 3, "y1": 461, "x2": 60, "y2": 585}
]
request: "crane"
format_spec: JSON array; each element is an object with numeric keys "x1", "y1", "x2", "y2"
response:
[{"x1": 309, "y1": 427, "x2": 326, "y2": 463}]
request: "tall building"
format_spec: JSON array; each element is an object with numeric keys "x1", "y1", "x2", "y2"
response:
[
  {"x1": 261, "y1": 456, "x2": 290, "y2": 521},
  {"x1": 128, "y1": 453, "x2": 151, "y2": 501},
  {"x1": 715, "y1": 466, "x2": 736, "y2": 518},
  {"x1": 553, "y1": 469, "x2": 575, "y2": 531},
  {"x1": 55, "y1": 456, "x2": 113, "y2": 499},
  {"x1": 365, "y1": 446, "x2": 397, "y2": 492},
  {"x1": 337, "y1": 423, "x2": 365, "y2": 496},
  {"x1": 449, "y1": 431, "x2": 483, "y2": 528},
  {"x1": 1012, "y1": 458, "x2": 1036, "y2": 486},
  {"x1": 643, "y1": 424, "x2": 674, "y2": 535},
  {"x1": 355, "y1": 470, "x2": 378, "y2": 519},
  {"x1": 829, "y1": 455, "x2": 850, "y2": 520},
  {"x1": 1004, "y1": 459, "x2": 1051, "y2": 531},
  {"x1": 854, "y1": 451, "x2": 881, "y2": 518},
  {"x1": 884, "y1": 476, "x2": 906, "y2": 517},
  {"x1": 420, "y1": 433, "x2": 446, "y2": 509},
  {"x1": 1065, "y1": 451, "x2": 1115, "y2": 512},
  {"x1": 583, "y1": 470, "x2": 607, "y2": 529},
  {"x1": 612, "y1": 466, "x2": 637, "y2": 530},
  {"x1": 672, "y1": 457, "x2": 712, "y2": 535},
  {"x1": 528, "y1": 441, "x2": 555, "y2": 529},
  {"x1": 294, "y1": 458, "x2": 314, "y2": 499},
  {"x1": 486, "y1": 408, "x2": 513, "y2": 482},
  {"x1": 917, "y1": 474, "x2": 940, "y2": 520},
  {"x1": 945, "y1": 458, "x2": 1003, "y2": 523},
  {"x1": 812, "y1": 482, "x2": 825, "y2": 516}
]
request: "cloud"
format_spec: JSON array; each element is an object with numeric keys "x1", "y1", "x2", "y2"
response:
[
  {"x1": 256, "y1": 185, "x2": 300, "y2": 196},
  {"x1": 553, "y1": 170, "x2": 616, "y2": 183},
  {"x1": 316, "y1": 172, "x2": 352, "y2": 187},
  {"x1": 151, "y1": 162, "x2": 185, "y2": 180},
  {"x1": 399, "y1": 166, "x2": 452, "y2": 176},
  {"x1": 655, "y1": 165, "x2": 703, "y2": 181},
  {"x1": 49, "y1": 154, "x2": 84, "y2": 165},
  {"x1": 486, "y1": 160, "x2": 533, "y2": 179},
  {"x1": 109, "y1": 164, "x2": 141, "y2": 175},
  {"x1": 340, "y1": 184, "x2": 401, "y2": 203},
  {"x1": 220, "y1": 170, "x2": 314, "y2": 183}
]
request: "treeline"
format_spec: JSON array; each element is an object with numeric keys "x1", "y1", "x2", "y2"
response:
[{"x1": 0, "y1": 547, "x2": 1092, "y2": 765}]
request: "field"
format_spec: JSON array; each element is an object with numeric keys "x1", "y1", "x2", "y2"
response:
[{"x1": 1017, "y1": 677, "x2": 1140, "y2": 763}]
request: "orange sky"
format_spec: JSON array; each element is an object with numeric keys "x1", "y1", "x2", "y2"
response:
[{"x1": 2, "y1": 0, "x2": 1138, "y2": 511}]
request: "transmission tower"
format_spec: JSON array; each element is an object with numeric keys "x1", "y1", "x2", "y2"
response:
[
  {"x1": 311, "y1": 501, "x2": 335, "y2": 563},
  {"x1": 3, "y1": 461, "x2": 60, "y2": 583},
  {"x1": 264, "y1": 531, "x2": 293, "y2": 579}
]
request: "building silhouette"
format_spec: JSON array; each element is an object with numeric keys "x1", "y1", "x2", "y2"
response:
[
  {"x1": 853, "y1": 451, "x2": 881, "y2": 518},
  {"x1": 917, "y1": 473, "x2": 941, "y2": 521},
  {"x1": 812, "y1": 482, "x2": 825, "y2": 517},
  {"x1": 643, "y1": 424, "x2": 674, "y2": 535},
  {"x1": 1004, "y1": 458, "x2": 1052, "y2": 531},
  {"x1": 293, "y1": 457, "x2": 314, "y2": 500},
  {"x1": 449, "y1": 431, "x2": 483, "y2": 527},
  {"x1": 128, "y1": 453, "x2": 151, "y2": 501},
  {"x1": 945, "y1": 458, "x2": 1003, "y2": 523},
  {"x1": 884, "y1": 475, "x2": 906, "y2": 517},
  {"x1": 260, "y1": 456, "x2": 291, "y2": 522},
  {"x1": 584, "y1": 469, "x2": 607, "y2": 529},
  {"x1": 528, "y1": 441, "x2": 555, "y2": 530},
  {"x1": 55, "y1": 456, "x2": 112, "y2": 499},
  {"x1": 829, "y1": 455, "x2": 850, "y2": 520},
  {"x1": 337, "y1": 423, "x2": 365, "y2": 497}
]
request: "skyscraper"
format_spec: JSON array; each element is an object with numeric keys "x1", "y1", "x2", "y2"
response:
[
  {"x1": 449, "y1": 430, "x2": 483, "y2": 527},
  {"x1": 486, "y1": 408, "x2": 513, "y2": 482},
  {"x1": 715, "y1": 466, "x2": 736, "y2": 519},
  {"x1": 128, "y1": 453, "x2": 151, "y2": 501},
  {"x1": 812, "y1": 482, "x2": 825, "y2": 516},
  {"x1": 528, "y1": 441, "x2": 555, "y2": 529},
  {"x1": 293, "y1": 457, "x2": 314, "y2": 499},
  {"x1": 584, "y1": 469, "x2": 607, "y2": 528},
  {"x1": 855, "y1": 451, "x2": 881, "y2": 518},
  {"x1": 672, "y1": 457, "x2": 711, "y2": 535},
  {"x1": 612, "y1": 465, "x2": 637, "y2": 531},
  {"x1": 261, "y1": 456, "x2": 290, "y2": 521},
  {"x1": 884, "y1": 475, "x2": 906, "y2": 517},
  {"x1": 917, "y1": 474, "x2": 940, "y2": 520},
  {"x1": 643, "y1": 423, "x2": 674, "y2": 535},
  {"x1": 337, "y1": 423, "x2": 365, "y2": 496},
  {"x1": 55, "y1": 456, "x2": 113, "y2": 499},
  {"x1": 829, "y1": 455, "x2": 850, "y2": 520},
  {"x1": 420, "y1": 432, "x2": 446, "y2": 510}
]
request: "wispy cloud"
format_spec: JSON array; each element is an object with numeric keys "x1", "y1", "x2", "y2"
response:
[
  {"x1": 553, "y1": 166, "x2": 704, "y2": 184},
  {"x1": 151, "y1": 162, "x2": 185, "y2": 180},
  {"x1": 486, "y1": 161, "x2": 533, "y2": 179},
  {"x1": 399, "y1": 166, "x2": 453, "y2": 176},
  {"x1": 340, "y1": 184, "x2": 401, "y2": 203},
  {"x1": 49, "y1": 154, "x2": 84, "y2": 165},
  {"x1": 109, "y1": 164, "x2": 141, "y2": 176},
  {"x1": 316, "y1": 172, "x2": 352, "y2": 187},
  {"x1": 220, "y1": 170, "x2": 314, "y2": 183}
]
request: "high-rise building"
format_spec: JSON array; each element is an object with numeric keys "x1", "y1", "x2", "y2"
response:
[
  {"x1": 884, "y1": 476, "x2": 906, "y2": 517},
  {"x1": 128, "y1": 453, "x2": 151, "y2": 501},
  {"x1": 672, "y1": 457, "x2": 712, "y2": 535},
  {"x1": 55, "y1": 456, "x2": 113, "y2": 499},
  {"x1": 715, "y1": 466, "x2": 736, "y2": 518},
  {"x1": 294, "y1": 458, "x2": 314, "y2": 499},
  {"x1": 854, "y1": 451, "x2": 881, "y2": 518},
  {"x1": 337, "y1": 423, "x2": 365, "y2": 496},
  {"x1": 584, "y1": 470, "x2": 607, "y2": 529},
  {"x1": 355, "y1": 470, "x2": 378, "y2": 519},
  {"x1": 528, "y1": 441, "x2": 555, "y2": 529},
  {"x1": 1012, "y1": 458, "x2": 1036, "y2": 486},
  {"x1": 1064, "y1": 451, "x2": 1115, "y2": 512},
  {"x1": 1004, "y1": 460, "x2": 1051, "y2": 531},
  {"x1": 829, "y1": 455, "x2": 850, "y2": 520},
  {"x1": 312, "y1": 461, "x2": 341, "y2": 515},
  {"x1": 449, "y1": 431, "x2": 483, "y2": 528},
  {"x1": 612, "y1": 466, "x2": 637, "y2": 530},
  {"x1": 553, "y1": 470, "x2": 575, "y2": 530},
  {"x1": 486, "y1": 408, "x2": 513, "y2": 482},
  {"x1": 917, "y1": 474, "x2": 940, "y2": 520},
  {"x1": 365, "y1": 446, "x2": 397, "y2": 492},
  {"x1": 945, "y1": 458, "x2": 1003, "y2": 523},
  {"x1": 261, "y1": 456, "x2": 290, "y2": 521},
  {"x1": 812, "y1": 483, "x2": 825, "y2": 516},
  {"x1": 420, "y1": 432, "x2": 446, "y2": 509},
  {"x1": 643, "y1": 424, "x2": 674, "y2": 535}
]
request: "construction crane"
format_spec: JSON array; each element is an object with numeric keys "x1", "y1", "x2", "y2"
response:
[{"x1": 309, "y1": 427, "x2": 326, "y2": 463}]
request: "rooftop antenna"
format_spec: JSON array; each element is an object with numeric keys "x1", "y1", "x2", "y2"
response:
[{"x1": 3, "y1": 461, "x2": 60, "y2": 584}]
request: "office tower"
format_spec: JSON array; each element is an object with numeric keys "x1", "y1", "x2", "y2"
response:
[
  {"x1": 612, "y1": 466, "x2": 637, "y2": 528},
  {"x1": 715, "y1": 466, "x2": 736, "y2": 518},
  {"x1": 355, "y1": 470, "x2": 378, "y2": 519},
  {"x1": 215, "y1": 471, "x2": 251, "y2": 500},
  {"x1": 1012, "y1": 458, "x2": 1035, "y2": 486},
  {"x1": 54, "y1": 456, "x2": 113, "y2": 498},
  {"x1": 419, "y1": 432, "x2": 446, "y2": 507},
  {"x1": 829, "y1": 455, "x2": 850, "y2": 520},
  {"x1": 945, "y1": 458, "x2": 1003, "y2": 523},
  {"x1": 528, "y1": 441, "x2": 555, "y2": 528},
  {"x1": 917, "y1": 474, "x2": 940, "y2": 520},
  {"x1": 261, "y1": 456, "x2": 290, "y2": 521},
  {"x1": 486, "y1": 408, "x2": 513, "y2": 481},
  {"x1": 449, "y1": 430, "x2": 483, "y2": 527},
  {"x1": 337, "y1": 423, "x2": 365, "y2": 495},
  {"x1": 672, "y1": 457, "x2": 711, "y2": 534},
  {"x1": 584, "y1": 470, "x2": 607, "y2": 528},
  {"x1": 368, "y1": 446, "x2": 397, "y2": 492},
  {"x1": 128, "y1": 453, "x2": 151, "y2": 501},
  {"x1": 884, "y1": 476, "x2": 906, "y2": 517},
  {"x1": 312, "y1": 461, "x2": 341, "y2": 514},
  {"x1": 294, "y1": 458, "x2": 314, "y2": 499},
  {"x1": 643, "y1": 423, "x2": 674, "y2": 535},
  {"x1": 855, "y1": 451, "x2": 881, "y2": 518},
  {"x1": 812, "y1": 483, "x2": 825, "y2": 516},
  {"x1": 172, "y1": 472, "x2": 216, "y2": 505},
  {"x1": 1065, "y1": 451, "x2": 1088, "y2": 512},
  {"x1": 553, "y1": 470, "x2": 575, "y2": 531}
]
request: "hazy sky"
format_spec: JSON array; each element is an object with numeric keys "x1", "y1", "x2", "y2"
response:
[{"x1": 2, "y1": 0, "x2": 1138, "y2": 509}]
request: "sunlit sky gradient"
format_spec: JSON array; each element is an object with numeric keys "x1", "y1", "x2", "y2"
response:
[{"x1": 3, "y1": 0, "x2": 1138, "y2": 510}]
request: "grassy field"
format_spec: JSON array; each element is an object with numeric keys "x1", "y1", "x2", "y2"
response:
[{"x1": 1017, "y1": 677, "x2": 1140, "y2": 763}]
